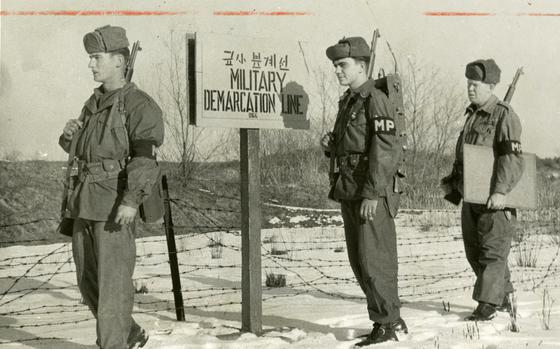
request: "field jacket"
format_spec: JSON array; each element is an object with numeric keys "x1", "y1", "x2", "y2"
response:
[
  {"x1": 326, "y1": 79, "x2": 403, "y2": 211},
  {"x1": 449, "y1": 95, "x2": 524, "y2": 197},
  {"x1": 59, "y1": 82, "x2": 164, "y2": 221}
]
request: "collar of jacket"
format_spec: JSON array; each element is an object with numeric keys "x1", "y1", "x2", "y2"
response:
[
  {"x1": 84, "y1": 82, "x2": 136, "y2": 113},
  {"x1": 339, "y1": 78, "x2": 377, "y2": 101},
  {"x1": 465, "y1": 94, "x2": 499, "y2": 117}
]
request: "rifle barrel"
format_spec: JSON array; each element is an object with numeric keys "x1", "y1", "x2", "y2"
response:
[
  {"x1": 504, "y1": 67, "x2": 523, "y2": 103},
  {"x1": 367, "y1": 29, "x2": 380, "y2": 79},
  {"x1": 125, "y1": 41, "x2": 141, "y2": 83}
]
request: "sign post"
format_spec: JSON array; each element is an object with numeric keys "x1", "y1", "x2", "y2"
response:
[
  {"x1": 186, "y1": 32, "x2": 310, "y2": 334},
  {"x1": 240, "y1": 128, "x2": 262, "y2": 333}
]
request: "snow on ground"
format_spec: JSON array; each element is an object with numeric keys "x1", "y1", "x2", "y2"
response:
[{"x1": 1, "y1": 210, "x2": 559, "y2": 348}]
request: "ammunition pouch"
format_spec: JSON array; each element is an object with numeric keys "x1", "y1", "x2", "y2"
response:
[
  {"x1": 328, "y1": 172, "x2": 340, "y2": 202},
  {"x1": 328, "y1": 154, "x2": 369, "y2": 202},
  {"x1": 139, "y1": 168, "x2": 164, "y2": 224},
  {"x1": 56, "y1": 217, "x2": 75, "y2": 237},
  {"x1": 441, "y1": 163, "x2": 463, "y2": 206}
]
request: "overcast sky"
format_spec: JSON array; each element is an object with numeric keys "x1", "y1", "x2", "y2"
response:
[{"x1": 1, "y1": 0, "x2": 560, "y2": 160}]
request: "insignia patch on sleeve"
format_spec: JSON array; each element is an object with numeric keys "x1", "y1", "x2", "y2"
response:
[
  {"x1": 372, "y1": 116, "x2": 396, "y2": 135},
  {"x1": 497, "y1": 140, "x2": 522, "y2": 155}
]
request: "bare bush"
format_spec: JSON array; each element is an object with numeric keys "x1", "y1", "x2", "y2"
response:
[
  {"x1": 442, "y1": 300, "x2": 450, "y2": 313},
  {"x1": 134, "y1": 280, "x2": 149, "y2": 294},
  {"x1": 1, "y1": 149, "x2": 23, "y2": 162},
  {"x1": 509, "y1": 292, "x2": 520, "y2": 332},
  {"x1": 207, "y1": 232, "x2": 224, "y2": 259},
  {"x1": 540, "y1": 288, "x2": 555, "y2": 330},
  {"x1": 149, "y1": 31, "x2": 231, "y2": 184},
  {"x1": 400, "y1": 56, "x2": 465, "y2": 196},
  {"x1": 265, "y1": 272, "x2": 286, "y2": 288},
  {"x1": 463, "y1": 322, "x2": 480, "y2": 340},
  {"x1": 267, "y1": 232, "x2": 289, "y2": 256},
  {"x1": 514, "y1": 231, "x2": 543, "y2": 268}
]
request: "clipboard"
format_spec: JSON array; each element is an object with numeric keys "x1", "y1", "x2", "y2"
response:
[{"x1": 463, "y1": 144, "x2": 537, "y2": 209}]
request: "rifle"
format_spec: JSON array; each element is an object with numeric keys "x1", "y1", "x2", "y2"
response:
[
  {"x1": 366, "y1": 29, "x2": 380, "y2": 79},
  {"x1": 125, "y1": 41, "x2": 142, "y2": 82},
  {"x1": 123, "y1": 41, "x2": 164, "y2": 223},
  {"x1": 504, "y1": 67, "x2": 523, "y2": 103}
]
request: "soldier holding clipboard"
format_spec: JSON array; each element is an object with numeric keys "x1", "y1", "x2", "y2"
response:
[{"x1": 441, "y1": 59, "x2": 525, "y2": 321}]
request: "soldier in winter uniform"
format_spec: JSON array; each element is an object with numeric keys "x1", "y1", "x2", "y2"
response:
[
  {"x1": 59, "y1": 25, "x2": 164, "y2": 348},
  {"x1": 441, "y1": 59, "x2": 524, "y2": 321},
  {"x1": 320, "y1": 37, "x2": 407, "y2": 345}
]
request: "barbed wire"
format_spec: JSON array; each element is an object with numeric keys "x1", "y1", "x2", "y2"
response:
[
  {"x1": 1, "y1": 194, "x2": 558, "y2": 343},
  {"x1": 0, "y1": 255, "x2": 73, "y2": 307},
  {"x1": 0, "y1": 217, "x2": 57, "y2": 229},
  {"x1": 0, "y1": 243, "x2": 70, "y2": 303}
]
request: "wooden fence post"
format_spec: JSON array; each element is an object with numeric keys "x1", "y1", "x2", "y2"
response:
[
  {"x1": 162, "y1": 174, "x2": 186, "y2": 321},
  {"x1": 240, "y1": 128, "x2": 262, "y2": 334}
]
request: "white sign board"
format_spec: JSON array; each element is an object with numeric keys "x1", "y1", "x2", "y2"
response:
[{"x1": 187, "y1": 32, "x2": 311, "y2": 129}]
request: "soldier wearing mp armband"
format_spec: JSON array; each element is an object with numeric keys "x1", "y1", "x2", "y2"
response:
[
  {"x1": 320, "y1": 36, "x2": 407, "y2": 346},
  {"x1": 58, "y1": 25, "x2": 164, "y2": 348},
  {"x1": 441, "y1": 59, "x2": 524, "y2": 321}
]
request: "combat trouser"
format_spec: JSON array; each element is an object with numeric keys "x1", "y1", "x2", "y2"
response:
[
  {"x1": 72, "y1": 218, "x2": 141, "y2": 349},
  {"x1": 341, "y1": 198, "x2": 401, "y2": 324},
  {"x1": 461, "y1": 203, "x2": 515, "y2": 306}
]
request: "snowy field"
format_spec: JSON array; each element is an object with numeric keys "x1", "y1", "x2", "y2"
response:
[{"x1": 1, "y1": 209, "x2": 559, "y2": 349}]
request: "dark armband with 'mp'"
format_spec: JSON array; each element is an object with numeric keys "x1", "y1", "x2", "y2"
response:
[
  {"x1": 131, "y1": 140, "x2": 157, "y2": 159},
  {"x1": 372, "y1": 117, "x2": 396, "y2": 135},
  {"x1": 497, "y1": 140, "x2": 522, "y2": 155}
]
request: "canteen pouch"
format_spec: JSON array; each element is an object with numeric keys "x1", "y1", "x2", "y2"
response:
[{"x1": 139, "y1": 169, "x2": 164, "y2": 223}]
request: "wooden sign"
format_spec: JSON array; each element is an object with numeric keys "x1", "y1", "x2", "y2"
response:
[
  {"x1": 186, "y1": 32, "x2": 310, "y2": 129},
  {"x1": 463, "y1": 144, "x2": 537, "y2": 209}
]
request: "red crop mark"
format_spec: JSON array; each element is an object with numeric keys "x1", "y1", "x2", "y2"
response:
[
  {"x1": 0, "y1": 10, "x2": 188, "y2": 16},
  {"x1": 424, "y1": 11, "x2": 495, "y2": 16},
  {"x1": 214, "y1": 11, "x2": 311, "y2": 16},
  {"x1": 523, "y1": 13, "x2": 560, "y2": 16},
  {"x1": 426, "y1": 11, "x2": 560, "y2": 17}
]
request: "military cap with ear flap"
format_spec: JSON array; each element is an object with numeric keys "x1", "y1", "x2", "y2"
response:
[
  {"x1": 83, "y1": 25, "x2": 129, "y2": 54},
  {"x1": 465, "y1": 59, "x2": 501, "y2": 84},
  {"x1": 326, "y1": 36, "x2": 370, "y2": 62}
]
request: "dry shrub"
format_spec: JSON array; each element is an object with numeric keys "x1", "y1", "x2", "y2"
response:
[
  {"x1": 463, "y1": 322, "x2": 480, "y2": 340},
  {"x1": 508, "y1": 293, "x2": 520, "y2": 332},
  {"x1": 207, "y1": 233, "x2": 224, "y2": 259},
  {"x1": 540, "y1": 288, "x2": 555, "y2": 330},
  {"x1": 265, "y1": 272, "x2": 286, "y2": 288},
  {"x1": 266, "y1": 232, "x2": 290, "y2": 256},
  {"x1": 514, "y1": 231, "x2": 543, "y2": 268},
  {"x1": 134, "y1": 280, "x2": 149, "y2": 294}
]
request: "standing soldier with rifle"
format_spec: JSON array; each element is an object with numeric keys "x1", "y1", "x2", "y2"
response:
[
  {"x1": 320, "y1": 32, "x2": 407, "y2": 346},
  {"x1": 441, "y1": 59, "x2": 524, "y2": 321},
  {"x1": 58, "y1": 25, "x2": 164, "y2": 348}
]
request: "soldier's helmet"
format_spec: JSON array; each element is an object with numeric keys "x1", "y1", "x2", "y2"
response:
[
  {"x1": 83, "y1": 25, "x2": 129, "y2": 54},
  {"x1": 326, "y1": 37, "x2": 370, "y2": 62}
]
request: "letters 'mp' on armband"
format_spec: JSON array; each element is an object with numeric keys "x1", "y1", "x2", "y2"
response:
[
  {"x1": 372, "y1": 116, "x2": 396, "y2": 135},
  {"x1": 497, "y1": 140, "x2": 522, "y2": 155}
]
